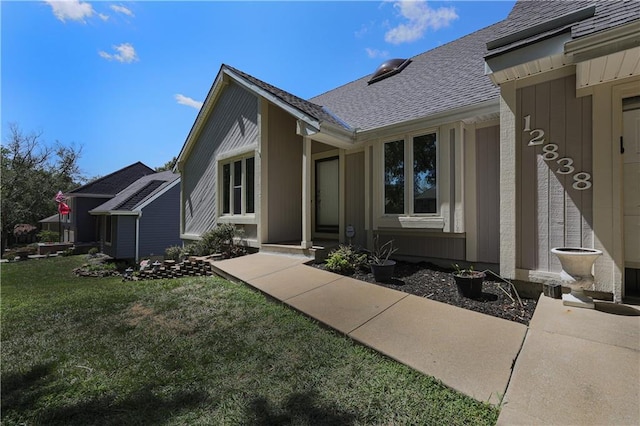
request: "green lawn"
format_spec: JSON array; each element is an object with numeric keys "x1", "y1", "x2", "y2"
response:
[{"x1": 1, "y1": 256, "x2": 499, "y2": 425}]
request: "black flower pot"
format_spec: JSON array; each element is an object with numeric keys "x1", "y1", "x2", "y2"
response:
[
  {"x1": 370, "y1": 260, "x2": 396, "y2": 282},
  {"x1": 453, "y1": 272, "x2": 485, "y2": 299}
]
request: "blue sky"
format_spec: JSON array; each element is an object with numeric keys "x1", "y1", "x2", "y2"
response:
[{"x1": 2, "y1": 0, "x2": 515, "y2": 179}]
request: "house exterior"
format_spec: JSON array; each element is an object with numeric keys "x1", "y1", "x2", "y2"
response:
[
  {"x1": 176, "y1": 0, "x2": 639, "y2": 302},
  {"x1": 62, "y1": 162, "x2": 155, "y2": 244},
  {"x1": 89, "y1": 171, "x2": 181, "y2": 261},
  {"x1": 39, "y1": 213, "x2": 61, "y2": 234}
]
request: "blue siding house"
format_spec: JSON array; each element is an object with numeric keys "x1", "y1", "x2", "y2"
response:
[{"x1": 90, "y1": 171, "x2": 181, "y2": 261}]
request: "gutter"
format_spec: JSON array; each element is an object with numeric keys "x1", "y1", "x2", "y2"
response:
[{"x1": 564, "y1": 20, "x2": 640, "y2": 63}]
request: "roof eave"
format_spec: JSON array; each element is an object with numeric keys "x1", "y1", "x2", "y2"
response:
[
  {"x1": 564, "y1": 20, "x2": 640, "y2": 63},
  {"x1": 297, "y1": 120, "x2": 357, "y2": 149},
  {"x1": 355, "y1": 98, "x2": 500, "y2": 141}
]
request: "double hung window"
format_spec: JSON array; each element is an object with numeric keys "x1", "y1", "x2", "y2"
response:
[
  {"x1": 384, "y1": 132, "x2": 437, "y2": 215},
  {"x1": 221, "y1": 156, "x2": 255, "y2": 216}
]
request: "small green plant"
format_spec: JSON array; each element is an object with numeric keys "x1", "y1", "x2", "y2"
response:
[
  {"x1": 61, "y1": 248, "x2": 74, "y2": 257},
  {"x1": 37, "y1": 230, "x2": 59, "y2": 243},
  {"x1": 164, "y1": 245, "x2": 184, "y2": 262},
  {"x1": 196, "y1": 224, "x2": 246, "y2": 258},
  {"x1": 452, "y1": 263, "x2": 483, "y2": 278},
  {"x1": 370, "y1": 235, "x2": 398, "y2": 265},
  {"x1": 88, "y1": 247, "x2": 100, "y2": 256},
  {"x1": 325, "y1": 245, "x2": 368, "y2": 275}
]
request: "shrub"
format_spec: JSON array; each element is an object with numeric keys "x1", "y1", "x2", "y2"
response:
[
  {"x1": 61, "y1": 248, "x2": 74, "y2": 257},
  {"x1": 164, "y1": 245, "x2": 183, "y2": 262},
  {"x1": 198, "y1": 224, "x2": 246, "y2": 258},
  {"x1": 37, "y1": 230, "x2": 59, "y2": 243},
  {"x1": 325, "y1": 245, "x2": 368, "y2": 275},
  {"x1": 88, "y1": 247, "x2": 100, "y2": 256}
]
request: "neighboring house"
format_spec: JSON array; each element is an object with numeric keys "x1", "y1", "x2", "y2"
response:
[
  {"x1": 61, "y1": 162, "x2": 155, "y2": 244},
  {"x1": 175, "y1": 0, "x2": 639, "y2": 302},
  {"x1": 39, "y1": 213, "x2": 61, "y2": 234},
  {"x1": 89, "y1": 171, "x2": 181, "y2": 261}
]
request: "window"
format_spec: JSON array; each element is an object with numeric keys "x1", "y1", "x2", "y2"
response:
[
  {"x1": 221, "y1": 155, "x2": 255, "y2": 216},
  {"x1": 384, "y1": 140, "x2": 404, "y2": 214},
  {"x1": 384, "y1": 132, "x2": 437, "y2": 215}
]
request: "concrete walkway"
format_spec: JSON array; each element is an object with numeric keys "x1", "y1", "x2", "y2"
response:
[{"x1": 211, "y1": 253, "x2": 640, "y2": 424}]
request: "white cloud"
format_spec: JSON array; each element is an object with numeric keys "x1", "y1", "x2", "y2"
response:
[
  {"x1": 175, "y1": 94, "x2": 203, "y2": 109},
  {"x1": 98, "y1": 13, "x2": 110, "y2": 21},
  {"x1": 110, "y1": 4, "x2": 134, "y2": 17},
  {"x1": 98, "y1": 43, "x2": 139, "y2": 63},
  {"x1": 385, "y1": 0, "x2": 458, "y2": 44},
  {"x1": 365, "y1": 48, "x2": 389, "y2": 59},
  {"x1": 44, "y1": 0, "x2": 95, "y2": 23}
]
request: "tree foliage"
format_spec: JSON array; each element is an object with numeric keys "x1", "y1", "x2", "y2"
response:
[
  {"x1": 155, "y1": 156, "x2": 177, "y2": 172},
  {"x1": 1, "y1": 123, "x2": 85, "y2": 248}
]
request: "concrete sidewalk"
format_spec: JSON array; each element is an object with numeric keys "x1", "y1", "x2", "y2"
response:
[{"x1": 211, "y1": 253, "x2": 640, "y2": 423}]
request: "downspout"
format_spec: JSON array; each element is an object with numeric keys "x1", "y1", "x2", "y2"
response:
[{"x1": 135, "y1": 212, "x2": 141, "y2": 263}]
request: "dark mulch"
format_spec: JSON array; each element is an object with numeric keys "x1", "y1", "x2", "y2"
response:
[{"x1": 314, "y1": 261, "x2": 537, "y2": 325}]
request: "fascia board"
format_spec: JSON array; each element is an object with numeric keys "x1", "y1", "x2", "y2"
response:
[
  {"x1": 485, "y1": 32, "x2": 571, "y2": 74},
  {"x1": 223, "y1": 68, "x2": 322, "y2": 130},
  {"x1": 89, "y1": 210, "x2": 140, "y2": 216},
  {"x1": 176, "y1": 70, "x2": 228, "y2": 169},
  {"x1": 355, "y1": 99, "x2": 500, "y2": 142},
  {"x1": 565, "y1": 20, "x2": 640, "y2": 63}
]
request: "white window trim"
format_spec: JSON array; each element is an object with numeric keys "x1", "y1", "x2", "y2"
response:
[
  {"x1": 379, "y1": 129, "x2": 441, "y2": 221},
  {"x1": 218, "y1": 150, "x2": 257, "y2": 223}
]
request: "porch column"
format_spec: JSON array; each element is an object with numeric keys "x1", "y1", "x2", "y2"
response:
[
  {"x1": 301, "y1": 137, "x2": 313, "y2": 249},
  {"x1": 499, "y1": 81, "x2": 517, "y2": 278}
]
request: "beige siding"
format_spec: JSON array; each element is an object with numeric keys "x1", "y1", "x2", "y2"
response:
[
  {"x1": 182, "y1": 83, "x2": 258, "y2": 236},
  {"x1": 345, "y1": 152, "x2": 366, "y2": 247},
  {"x1": 516, "y1": 75, "x2": 593, "y2": 272},
  {"x1": 475, "y1": 125, "x2": 500, "y2": 263},
  {"x1": 378, "y1": 233, "x2": 465, "y2": 260},
  {"x1": 266, "y1": 104, "x2": 302, "y2": 242}
]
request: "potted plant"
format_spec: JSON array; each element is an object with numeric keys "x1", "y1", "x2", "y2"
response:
[
  {"x1": 369, "y1": 236, "x2": 398, "y2": 282},
  {"x1": 452, "y1": 264, "x2": 485, "y2": 299}
]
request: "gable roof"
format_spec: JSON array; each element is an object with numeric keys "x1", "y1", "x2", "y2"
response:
[
  {"x1": 225, "y1": 65, "x2": 353, "y2": 131},
  {"x1": 309, "y1": 23, "x2": 504, "y2": 133},
  {"x1": 89, "y1": 171, "x2": 179, "y2": 214},
  {"x1": 69, "y1": 161, "x2": 155, "y2": 196}
]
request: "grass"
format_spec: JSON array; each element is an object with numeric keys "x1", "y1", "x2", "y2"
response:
[{"x1": 1, "y1": 255, "x2": 499, "y2": 425}]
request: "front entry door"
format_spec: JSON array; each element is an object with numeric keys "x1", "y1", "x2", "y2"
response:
[
  {"x1": 623, "y1": 103, "x2": 640, "y2": 296},
  {"x1": 315, "y1": 157, "x2": 339, "y2": 233}
]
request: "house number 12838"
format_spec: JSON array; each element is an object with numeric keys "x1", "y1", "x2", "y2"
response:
[{"x1": 523, "y1": 115, "x2": 592, "y2": 190}]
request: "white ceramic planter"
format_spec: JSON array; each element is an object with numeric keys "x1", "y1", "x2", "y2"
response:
[{"x1": 551, "y1": 247, "x2": 602, "y2": 309}]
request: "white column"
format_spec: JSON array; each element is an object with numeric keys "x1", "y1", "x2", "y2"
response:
[{"x1": 301, "y1": 137, "x2": 313, "y2": 249}]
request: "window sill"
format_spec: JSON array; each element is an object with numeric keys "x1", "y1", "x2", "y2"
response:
[
  {"x1": 376, "y1": 216, "x2": 445, "y2": 229},
  {"x1": 218, "y1": 214, "x2": 257, "y2": 225}
]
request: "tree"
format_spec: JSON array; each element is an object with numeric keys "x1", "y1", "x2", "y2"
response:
[
  {"x1": 155, "y1": 156, "x2": 177, "y2": 172},
  {"x1": 1, "y1": 123, "x2": 85, "y2": 251}
]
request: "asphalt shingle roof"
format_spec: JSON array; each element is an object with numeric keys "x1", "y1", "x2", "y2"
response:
[
  {"x1": 224, "y1": 65, "x2": 352, "y2": 131},
  {"x1": 310, "y1": 23, "x2": 504, "y2": 132},
  {"x1": 90, "y1": 171, "x2": 179, "y2": 213},
  {"x1": 69, "y1": 161, "x2": 155, "y2": 196},
  {"x1": 487, "y1": 1, "x2": 639, "y2": 56}
]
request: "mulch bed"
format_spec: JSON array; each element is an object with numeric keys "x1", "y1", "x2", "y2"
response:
[{"x1": 314, "y1": 261, "x2": 537, "y2": 325}]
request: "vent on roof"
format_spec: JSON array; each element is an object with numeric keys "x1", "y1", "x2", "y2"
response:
[
  {"x1": 115, "y1": 180, "x2": 165, "y2": 211},
  {"x1": 368, "y1": 58, "x2": 411, "y2": 84}
]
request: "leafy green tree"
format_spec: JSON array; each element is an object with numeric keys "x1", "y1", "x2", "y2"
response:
[
  {"x1": 1, "y1": 123, "x2": 85, "y2": 251},
  {"x1": 155, "y1": 156, "x2": 177, "y2": 172}
]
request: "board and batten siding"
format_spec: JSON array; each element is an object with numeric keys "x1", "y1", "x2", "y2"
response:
[
  {"x1": 475, "y1": 125, "x2": 500, "y2": 264},
  {"x1": 345, "y1": 152, "x2": 366, "y2": 247},
  {"x1": 266, "y1": 104, "x2": 302, "y2": 243},
  {"x1": 516, "y1": 74, "x2": 593, "y2": 272},
  {"x1": 182, "y1": 82, "x2": 259, "y2": 237},
  {"x1": 139, "y1": 183, "x2": 181, "y2": 258}
]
